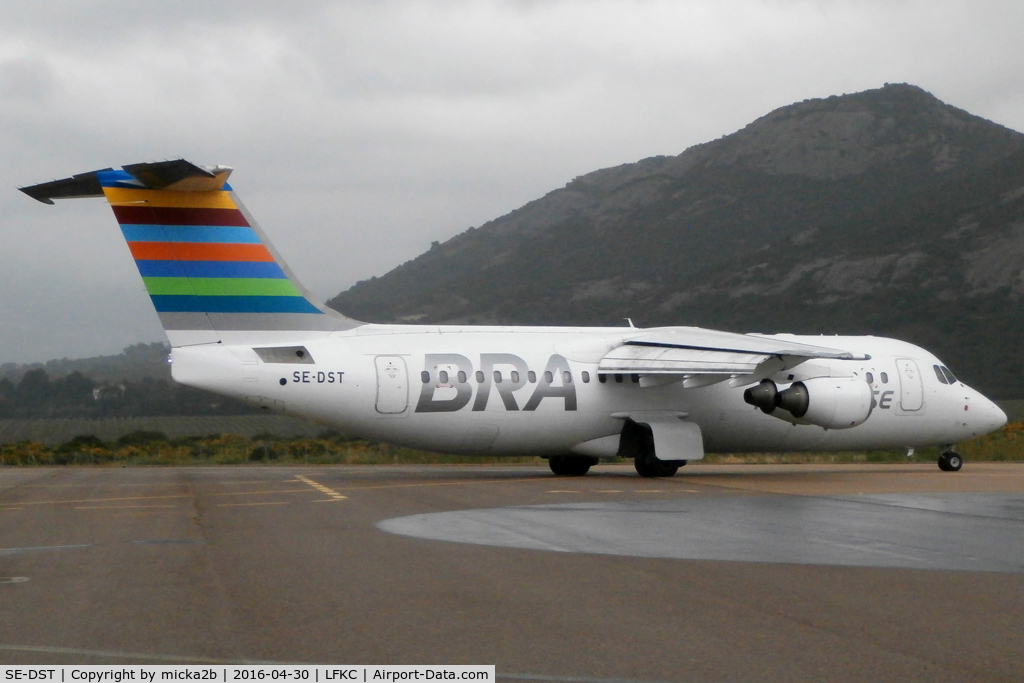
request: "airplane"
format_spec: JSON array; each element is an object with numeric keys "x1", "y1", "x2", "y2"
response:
[{"x1": 20, "y1": 160, "x2": 1008, "y2": 476}]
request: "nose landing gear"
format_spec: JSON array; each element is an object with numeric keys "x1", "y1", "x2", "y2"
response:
[{"x1": 938, "y1": 450, "x2": 963, "y2": 472}]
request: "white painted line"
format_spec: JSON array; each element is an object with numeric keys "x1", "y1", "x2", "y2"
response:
[
  {"x1": 0, "y1": 544, "x2": 91, "y2": 556},
  {"x1": 216, "y1": 502, "x2": 290, "y2": 508},
  {"x1": 75, "y1": 505, "x2": 178, "y2": 510}
]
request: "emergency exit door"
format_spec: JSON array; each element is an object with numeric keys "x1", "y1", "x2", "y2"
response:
[
  {"x1": 375, "y1": 356, "x2": 409, "y2": 414},
  {"x1": 896, "y1": 358, "x2": 923, "y2": 412}
]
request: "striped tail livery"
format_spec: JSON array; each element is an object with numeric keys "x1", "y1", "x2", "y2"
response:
[{"x1": 21, "y1": 160, "x2": 358, "y2": 347}]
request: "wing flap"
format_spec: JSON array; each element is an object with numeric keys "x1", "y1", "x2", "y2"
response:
[
  {"x1": 599, "y1": 345, "x2": 766, "y2": 375},
  {"x1": 599, "y1": 326, "x2": 866, "y2": 381}
]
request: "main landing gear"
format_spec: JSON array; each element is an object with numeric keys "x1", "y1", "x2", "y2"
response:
[
  {"x1": 938, "y1": 450, "x2": 963, "y2": 472},
  {"x1": 633, "y1": 451, "x2": 686, "y2": 478},
  {"x1": 548, "y1": 455, "x2": 599, "y2": 476},
  {"x1": 618, "y1": 419, "x2": 685, "y2": 477}
]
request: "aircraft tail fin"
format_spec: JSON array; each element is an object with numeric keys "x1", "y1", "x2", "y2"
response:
[{"x1": 21, "y1": 160, "x2": 361, "y2": 346}]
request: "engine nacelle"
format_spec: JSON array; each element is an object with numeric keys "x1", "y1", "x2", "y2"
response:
[
  {"x1": 743, "y1": 379, "x2": 778, "y2": 414},
  {"x1": 775, "y1": 376, "x2": 873, "y2": 429}
]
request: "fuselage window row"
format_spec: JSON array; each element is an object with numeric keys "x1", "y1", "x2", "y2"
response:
[{"x1": 421, "y1": 367, "x2": 583, "y2": 385}]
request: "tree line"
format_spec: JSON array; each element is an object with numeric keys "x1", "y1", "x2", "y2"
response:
[{"x1": 0, "y1": 368, "x2": 258, "y2": 419}]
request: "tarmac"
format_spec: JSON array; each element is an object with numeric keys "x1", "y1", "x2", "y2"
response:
[{"x1": 1, "y1": 462, "x2": 1023, "y2": 682}]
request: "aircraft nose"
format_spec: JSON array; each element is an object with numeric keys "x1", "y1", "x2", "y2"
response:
[
  {"x1": 978, "y1": 396, "x2": 1007, "y2": 434},
  {"x1": 989, "y1": 401, "x2": 1008, "y2": 431}
]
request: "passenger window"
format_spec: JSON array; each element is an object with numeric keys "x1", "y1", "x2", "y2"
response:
[
  {"x1": 582, "y1": 371, "x2": 590, "y2": 383},
  {"x1": 457, "y1": 371, "x2": 466, "y2": 383},
  {"x1": 598, "y1": 374, "x2": 607, "y2": 384},
  {"x1": 439, "y1": 370, "x2": 449, "y2": 383},
  {"x1": 880, "y1": 372, "x2": 888, "y2": 384},
  {"x1": 563, "y1": 371, "x2": 572, "y2": 384},
  {"x1": 528, "y1": 371, "x2": 536, "y2": 383},
  {"x1": 941, "y1": 367, "x2": 957, "y2": 384},
  {"x1": 866, "y1": 372, "x2": 874, "y2": 384},
  {"x1": 933, "y1": 365, "x2": 948, "y2": 384},
  {"x1": 475, "y1": 371, "x2": 484, "y2": 383},
  {"x1": 493, "y1": 370, "x2": 502, "y2": 383},
  {"x1": 421, "y1": 371, "x2": 430, "y2": 384},
  {"x1": 614, "y1": 374, "x2": 623, "y2": 383},
  {"x1": 511, "y1": 370, "x2": 520, "y2": 383},
  {"x1": 544, "y1": 371, "x2": 553, "y2": 383}
]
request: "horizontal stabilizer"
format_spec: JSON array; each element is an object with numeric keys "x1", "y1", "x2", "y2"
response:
[
  {"x1": 122, "y1": 160, "x2": 231, "y2": 192},
  {"x1": 19, "y1": 160, "x2": 232, "y2": 204},
  {"x1": 19, "y1": 169, "x2": 111, "y2": 204}
]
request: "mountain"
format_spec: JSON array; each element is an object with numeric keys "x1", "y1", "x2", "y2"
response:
[{"x1": 327, "y1": 84, "x2": 1024, "y2": 399}]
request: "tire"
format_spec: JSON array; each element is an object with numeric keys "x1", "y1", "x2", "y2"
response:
[
  {"x1": 938, "y1": 452, "x2": 963, "y2": 472},
  {"x1": 633, "y1": 452, "x2": 684, "y2": 478},
  {"x1": 548, "y1": 455, "x2": 596, "y2": 476},
  {"x1": 634, "y1": 454, "x2": 656, "y2": 478},
  {"x1": 945, "y1": 452, "x2": 963, "y2": 472}
]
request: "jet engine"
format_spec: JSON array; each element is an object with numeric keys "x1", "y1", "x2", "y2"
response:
[{"x1": 744, "y1": 377, "x2": 872, "y2": 429}]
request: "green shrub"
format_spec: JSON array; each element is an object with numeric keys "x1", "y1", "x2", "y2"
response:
[{"x1": 116, "y1": 430, "x2": 169, "y2": 446}]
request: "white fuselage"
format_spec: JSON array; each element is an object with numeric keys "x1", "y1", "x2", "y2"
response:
[{"x1": 170, "y1": 325, "x2": 1006, "y2": 457}]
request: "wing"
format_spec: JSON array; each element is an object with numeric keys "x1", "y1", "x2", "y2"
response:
[{"x1": 598, "y1": 326, "x2": 867, "y2": 388}]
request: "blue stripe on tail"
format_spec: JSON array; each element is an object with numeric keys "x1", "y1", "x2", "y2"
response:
[{"x1": 135, "y1": 260, "x2": 288, "y2": 279}]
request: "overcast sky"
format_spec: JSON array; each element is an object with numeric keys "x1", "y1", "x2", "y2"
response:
[{"x1": 2, "y1": 0, "x2": 1023, "y2": 364}]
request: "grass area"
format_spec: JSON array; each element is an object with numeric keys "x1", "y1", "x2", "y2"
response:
[
  {"x1": 0, "y1": 430, "x2": 544, "y2": 467},
  {"x1": 0, "y1": 423, "x2": 1022, "y2": 467},
  {"x1": 0, "y1": 414, "x2": 322, "y2": 446}
]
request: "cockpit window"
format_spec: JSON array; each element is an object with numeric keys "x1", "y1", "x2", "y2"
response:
[
  {"x1": 933, "y1": 365, "x2": 948, "y2": 384},
  {"x1": 941, "y1": 366, "x2": 958, "y2": 384}
]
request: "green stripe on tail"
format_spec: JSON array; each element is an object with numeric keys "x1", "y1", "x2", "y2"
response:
[{"x1": 142, "y1": 277, "x2": 303, "y2": 297}]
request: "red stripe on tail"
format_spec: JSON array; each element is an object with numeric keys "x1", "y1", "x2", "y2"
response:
[
  {"x1": 113, "y1": 206, "x2": 249, "y2": 227},
  {"x1": 127, "y1": 242, "x2": 275, "y2": 262}
]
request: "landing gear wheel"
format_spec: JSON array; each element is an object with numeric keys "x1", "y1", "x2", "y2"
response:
[
  {"x1": 633, "y1": 452, "x2": 684, "y2": 478},
  {"x1": 548, "y1": 455, "x2": 597, "y2": 476},
  {"x1": 938, "y1": 451, "x2": 963, "y2": 472}
]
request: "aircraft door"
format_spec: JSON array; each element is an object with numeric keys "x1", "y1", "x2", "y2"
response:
[
  {"x1": 375, "y1": 356, "x2": 409, "y2": 414},
  {"x1": 896, "y1": 358, "x2": 923, "y2": 412}
]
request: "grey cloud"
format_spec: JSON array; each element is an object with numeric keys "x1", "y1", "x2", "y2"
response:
[
  {"x1": 1, "y1": 0, "x2": 1023, "y2": 363},
  {"x1": 0, "y1": 57, "x2": 55, "y2": 101}
]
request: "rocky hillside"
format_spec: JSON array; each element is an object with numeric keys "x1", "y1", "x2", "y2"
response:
[{"x1": 328, "y1": 84, "x2": 1024, "y2": 398}]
